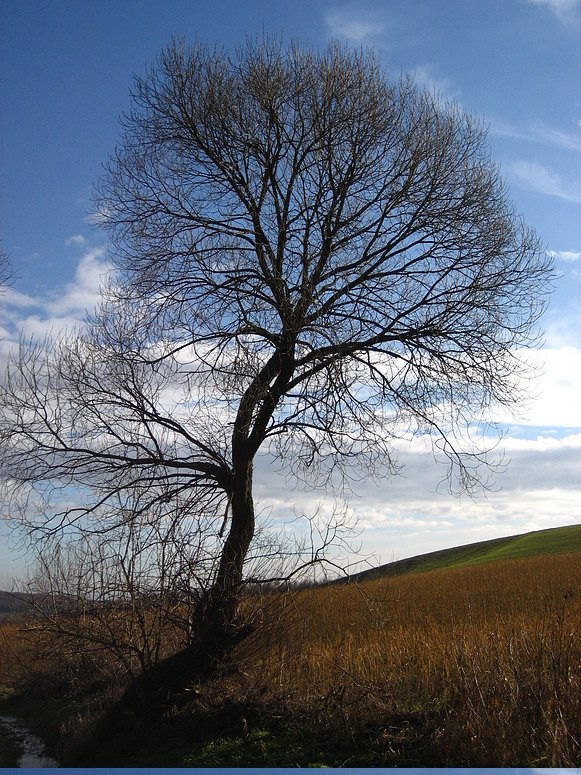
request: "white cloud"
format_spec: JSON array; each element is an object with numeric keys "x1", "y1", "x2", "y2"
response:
[
  {"x1": 413, "y1": 65, "x2": 462, "y2": 104},
  {"x1": 490, "y1": 117, "x2": 532, "y2": 142},
  {"x1": 324, "y1": 8, "x2": 385, "y2": 44},
  {"x1": 65, "y1": 234, "x2": 88, "y2": 248},
  {"x1": 526, "y1": 0, "x2": 581, "y2": 25},
  {"x1": 501, "y1": 430, "x2": 581, "y2": 452},
  {"x1": 548, "y1": 250, "x2": 581, "y2": 261},
  {"x1": 534, "y1": 123, "x2": 581, "y2": 151},
  {"x1": 491, "y1": 118, "x2": 581, "y2": 152},
  {"x1": 491, "y1": 346, "x2": 581, "y2": 427},
  {"x1": 0, "y1": 248, "x2": 108, "y2": 358},
  {"x1": 45, "y1": 249, "x2": 106, "y2": 316},
  {"x1": 510, "y1": 160, "x2": 581, "y2": 202}
]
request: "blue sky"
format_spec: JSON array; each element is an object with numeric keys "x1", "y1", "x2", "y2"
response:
[{"x1": 1, "y1": 0, "x2": 580, "y2": 585}]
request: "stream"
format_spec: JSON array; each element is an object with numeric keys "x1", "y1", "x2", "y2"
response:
[{"x1": 0, "y1": 715, "x2": 59, "y2": 767}]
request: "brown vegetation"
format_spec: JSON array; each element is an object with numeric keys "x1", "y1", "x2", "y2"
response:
[
  {"x1": 228, "y1": 552, "x2": 581, "y2": 766},
  {"x1": 1, "y1": 551, "x2": 580, "y2": 766}
]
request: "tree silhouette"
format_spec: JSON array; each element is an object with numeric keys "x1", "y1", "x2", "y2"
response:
[{"x1": 0, "y1": 37, "x2": 552, "y2": 698}]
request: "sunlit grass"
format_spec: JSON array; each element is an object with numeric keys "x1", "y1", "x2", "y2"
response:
[
  {"x1": 228, "y1": 552, "x2": 581, "y2": 766},
  {"x1": 1, "y1": 550, "x2": 580, "y2": 766}
]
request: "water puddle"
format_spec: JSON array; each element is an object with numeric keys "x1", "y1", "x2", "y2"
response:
[{"x1": 0, "y1": 715, "x2": 59, "y2": 767}]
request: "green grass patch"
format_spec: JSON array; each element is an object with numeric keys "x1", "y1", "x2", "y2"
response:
[
  {"x1": 183, "y1": 723, "x2": 368, "y2": 768},
  {"x1": 74, "y1": 705, "x2": 445, "y2": 768},
  {"x1": 462, "y1": 524, "x2": 581, "y2": 564},
  {"x1": 354, "y1": 523, "x2": 581, "y2": 581}
]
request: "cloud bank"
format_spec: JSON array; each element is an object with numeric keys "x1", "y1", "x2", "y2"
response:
[
  {"x1": 324, "y1": 8, "x2": 385, "y2": 44},
  {"x1": 0, "y1": 247, "x2": 108, "y2": 383}
]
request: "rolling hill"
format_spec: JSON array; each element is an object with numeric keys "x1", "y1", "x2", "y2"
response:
[
  {"x1": 0, "y1": 591, "x2": 32, "y2": 617},
  {"x1": 349, "y1": 523, "x2": 581, "y2": 582}
]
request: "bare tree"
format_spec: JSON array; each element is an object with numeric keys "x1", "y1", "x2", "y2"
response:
[
  {"x1": 0, "y1": 37, "x2": 552, "y2": 697},
  {"x1": 0, "y1": 248, "x2": 12, "y2": 291}
]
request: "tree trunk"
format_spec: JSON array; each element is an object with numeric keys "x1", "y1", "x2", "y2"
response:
[
  {"x1": 212, "y1": 457, "x2": 255, "y2": 620},
  {"x1": 112, "y1": 455, "x2": 256, "y2": 716}
]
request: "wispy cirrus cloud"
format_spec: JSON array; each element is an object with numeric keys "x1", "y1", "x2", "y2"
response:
[
  {"x1": 534, "y1": 123, "x2": 581, "y2": 151},
  {"x1": 491, "y1": 118, "x2": 581, "y2": 152},
  {"x1": 509, "y1": 160, "x2": 581, "y2": 202},
  {"x1": 549, "y1": 250, "x2": 581, "y2": 261},
  {"x1": 324, "y1": 7, "x2": 385, "y2": 44},
  {"x1": 412, "y1": 65, "x2": 462, "y2": 105},
  {"x1": 525, "y1": 0, "x2": 581, "y2": 25}
]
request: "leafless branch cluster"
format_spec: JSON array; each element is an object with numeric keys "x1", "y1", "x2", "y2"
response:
[{"x1": 0, "y1": 248, "x2": 13, "y2": 292}]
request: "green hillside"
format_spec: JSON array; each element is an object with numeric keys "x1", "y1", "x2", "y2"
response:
[{"x1": 351, "y1": 523, "x2": 581, "y2": 582}]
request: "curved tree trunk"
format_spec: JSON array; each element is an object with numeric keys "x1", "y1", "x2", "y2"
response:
[
  {"x1": 211, "y1": 457, "x2": 255, "y2": 626},
  {"x1": 113, "y1": 354, "x2": 286, "y2": 715},
  {"x1": 112, "y1": 455, "x2": 256, "y2": 715}
]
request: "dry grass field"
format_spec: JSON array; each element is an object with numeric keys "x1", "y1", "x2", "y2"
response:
[
  {"x1": 0, "y1": 619, "x2": 27, "y2": 691},
  {"x1": 221, "y1": 551, "x2": 581, "y2": 766},
  {"x1": 1, "y1": 549, "x2": 580, "y2": 766}
]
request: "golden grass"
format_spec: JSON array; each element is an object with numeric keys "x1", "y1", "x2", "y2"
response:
[
  {"x1": 1, "y1": 551, "x2": 580, "y2": 766},
  {"x1": 0, "y1": 619, "x2": 29, "y2": 692},
  {"x1": 230, "y1": 552, "x2": 581, "y2": 766}
]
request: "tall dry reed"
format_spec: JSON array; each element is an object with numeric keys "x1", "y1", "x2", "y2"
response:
[
  {"x1": 2, "y1": 552, "x2": 580, "y2": 766},
  {"x1": 229, "y1": 553, "x2": 581, "y2": 766}
]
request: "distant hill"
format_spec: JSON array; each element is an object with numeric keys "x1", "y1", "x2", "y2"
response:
[
  {"x1": 349, "y1": 523, "x2": 581, "y2": 582},
  {"x1": 0, "y1": 590, "x2": 32, "y2": 616}
]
